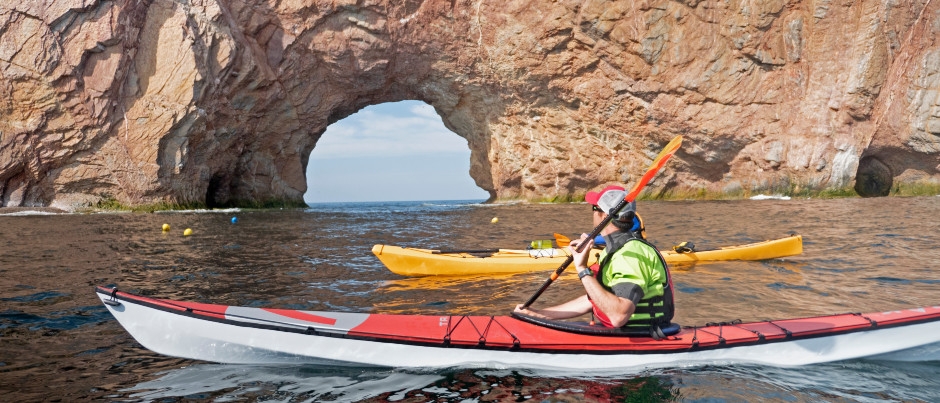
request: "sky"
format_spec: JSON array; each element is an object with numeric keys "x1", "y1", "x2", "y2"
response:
[{"x1": 304, "y1": 101, "x2": 491, "y2": 203}]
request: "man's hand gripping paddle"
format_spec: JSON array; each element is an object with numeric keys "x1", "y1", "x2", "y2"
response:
[{"x1": 519, "y1": 135, "x2": 683, "y2": 309}]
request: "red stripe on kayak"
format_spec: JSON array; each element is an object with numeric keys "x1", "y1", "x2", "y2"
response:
[
  {"x1": 349, "y1": 314, "x2": 706, "y2": 351},
  {"x1": 99, "y1": 287, "x2": 229, "y2": 320},
  {"x1": 167, "y1": 301, "x2": 228, "y2": 319},
  {"x1": 262, "y1": 308, "x2": 338, "y2": 326}
]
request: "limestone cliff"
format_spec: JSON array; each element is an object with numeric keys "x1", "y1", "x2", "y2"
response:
[{"x1": 1, "y1": 0, "x2": 939, "y2": 209}]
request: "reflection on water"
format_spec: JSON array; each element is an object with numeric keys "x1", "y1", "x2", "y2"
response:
[
  {"x1": 126, "y1": 364, "x2": 685, "y2": 402},
  {"x1": 126, "y1": 365, "x2": 444, "y2": 402},
  {"x1": 677, "y1": 360, "x2": 940, "y2": 403},
  {"x1": 122, "y1": 359, "x2": 940, "y2": 403},
  {"x1": 1, "y1": 197, "x2": 939, "y2": 401}
]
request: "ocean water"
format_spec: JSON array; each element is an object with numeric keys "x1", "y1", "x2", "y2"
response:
[{"x1": 2, "y1": 196, "x2": 939, "y2": 402}]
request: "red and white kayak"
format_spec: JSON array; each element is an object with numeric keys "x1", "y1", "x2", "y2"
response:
[{"x1": 96, "y1": 286, "x2": 940, "y2": 371}]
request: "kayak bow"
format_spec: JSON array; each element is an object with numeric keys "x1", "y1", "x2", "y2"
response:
[{"x1": 96, "y1": 286, "x2": 940, "y2": 371}]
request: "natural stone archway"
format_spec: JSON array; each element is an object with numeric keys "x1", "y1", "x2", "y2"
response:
[
  {"x1": 2, "y1": 0, "x2": 940, "y2": 210},
  {"x1": 303, "y1": 101, "x2": 489, "y2": 203}
]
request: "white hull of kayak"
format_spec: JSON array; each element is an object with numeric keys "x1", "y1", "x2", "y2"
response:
[{"x1": 98, "y1": 292, "x2": 940, "y2": 371}]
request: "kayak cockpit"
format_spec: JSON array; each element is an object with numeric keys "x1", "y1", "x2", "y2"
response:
[{"x1": 511, "y1": 312, "x2": 681, "y2": 339}]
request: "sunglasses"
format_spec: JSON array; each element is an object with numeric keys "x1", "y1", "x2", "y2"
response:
[{"x1": 592, "y1": 205, "x2": 603, "y2": 212}]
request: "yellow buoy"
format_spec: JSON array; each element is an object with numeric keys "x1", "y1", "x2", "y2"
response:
[
  {"x1": 491, "y1": 217, "x2": 499, "y2": 223},
  {"x1": 161, "y1": 223, "x2": 170, "y2": 232},
  {"x1": 183, "y1": 228, "x2": 193, "y2": 236}
]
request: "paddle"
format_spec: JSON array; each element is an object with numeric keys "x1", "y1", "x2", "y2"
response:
[
  {"x1": 520, "y1": 135, "x2": 683, "y2": 309},
  {"x1": 431, "y1": 248, "x2": 502, "y2": 254},
  {"x1": 555, "y1": 232, "x2": 608, "y2": 248},
  {"x1": 432, "y1": 238, "x2": 564, "y2": 254}
]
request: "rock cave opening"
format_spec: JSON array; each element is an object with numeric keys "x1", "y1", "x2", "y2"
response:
[
  {"x1": 854, "y1": 155, "x2": 893, "y2": 197},
  {"x1": 303, "y1": 101, "x2": 490, "y2": 204}
]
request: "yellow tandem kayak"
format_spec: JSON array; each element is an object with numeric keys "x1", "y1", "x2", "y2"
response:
[{"x1": 372, "y1": 235, "x2": 803, "y2": 276}]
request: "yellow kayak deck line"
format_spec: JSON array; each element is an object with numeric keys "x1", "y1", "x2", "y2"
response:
[{"x1": 372, "y1": 235, "x2": 803, "y2": 276}]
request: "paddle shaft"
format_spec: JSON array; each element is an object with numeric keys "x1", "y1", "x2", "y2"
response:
[{"x1": 520, "y1": 197, "x2": 629, "y2": 309}]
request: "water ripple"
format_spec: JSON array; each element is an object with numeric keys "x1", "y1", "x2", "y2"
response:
[
  {"x1": 0, "y1": 305, "x2": 112, "y2": 331},
  {"x1": 1, "y1": 197, "x2": 939, "y2": 401}
]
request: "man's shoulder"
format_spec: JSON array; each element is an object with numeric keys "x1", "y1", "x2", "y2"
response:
[{"x1": 618, "y1": 237, "x2": 658, "y2": 253}]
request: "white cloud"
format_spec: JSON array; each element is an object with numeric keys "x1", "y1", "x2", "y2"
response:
[{"x1": 311, "y1": 101, "x2": 470, "y2": 159}]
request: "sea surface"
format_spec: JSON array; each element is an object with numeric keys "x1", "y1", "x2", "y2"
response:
[{"x1": 2, "y1": 196, "x2": 939, "y2": 402}]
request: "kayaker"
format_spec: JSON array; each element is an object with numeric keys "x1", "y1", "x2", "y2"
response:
[{"x1": 513, "y1": 185, "x2": 674, "y2": 333}]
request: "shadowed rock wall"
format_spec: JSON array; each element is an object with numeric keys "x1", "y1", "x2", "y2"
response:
[{"x1": 1, "y1": 0, "x2": 939, "y2": 209}]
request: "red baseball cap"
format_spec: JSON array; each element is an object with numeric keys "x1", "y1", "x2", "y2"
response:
[{"x1": 585, "y1": 185, "x2": 626, "y2": 205}]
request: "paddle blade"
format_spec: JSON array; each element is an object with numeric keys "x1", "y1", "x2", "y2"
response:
[
  {"x1": 553, "y1": 233, "x2": 570, "y2": 248},
  {"x1": 623, "y1": 135, "x2": 682, "y2": 202}
]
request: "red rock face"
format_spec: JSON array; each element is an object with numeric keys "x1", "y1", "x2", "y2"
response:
[{"x1": 1, "y1": 0, "x2": 938, "y2": 208}]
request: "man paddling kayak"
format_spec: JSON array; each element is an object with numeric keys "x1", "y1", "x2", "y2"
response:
[{"x1": 514, "y1": 185, "x2": 675, "y2": 333}]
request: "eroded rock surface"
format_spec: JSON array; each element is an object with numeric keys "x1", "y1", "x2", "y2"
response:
[{"x1": 1, "y1": 0, "x2": 939, "y2": 209}]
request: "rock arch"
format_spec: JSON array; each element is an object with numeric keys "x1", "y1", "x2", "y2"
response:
[{"x1": 2, "y1": 0, "x2": 940, "y2": 209}]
